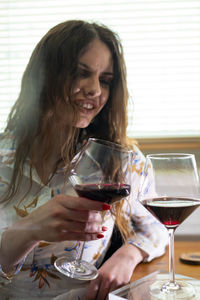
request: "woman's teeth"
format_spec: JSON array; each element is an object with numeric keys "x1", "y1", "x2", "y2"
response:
[{"x1": 80, "y1": 103, "x2": 93, "y2": 110}]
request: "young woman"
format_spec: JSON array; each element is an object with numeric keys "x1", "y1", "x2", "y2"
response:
[{"x1": 0, "y1": 20, "x2": 168, "y2": 299}]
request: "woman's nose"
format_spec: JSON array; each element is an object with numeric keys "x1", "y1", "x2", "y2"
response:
[{"x1": 83, "y1": 76, "x2": 101, "y2": 98}]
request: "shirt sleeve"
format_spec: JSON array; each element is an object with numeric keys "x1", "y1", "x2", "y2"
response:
[
  {"x1": 127, "y1": 201, "x2": 168, "y2": 262},
  {"x1": 126, "y1": 145, "x2": 168, "y2": 262},
  {"x1": 0, "y1": 141, "x2": 27, "y2": 278}
]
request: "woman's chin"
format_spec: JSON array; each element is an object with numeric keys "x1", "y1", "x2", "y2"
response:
[{"x1": 75, "y1": 119, "x2": 91, "y2": 128}]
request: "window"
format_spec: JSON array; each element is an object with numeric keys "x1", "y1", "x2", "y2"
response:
[{"x1": 1, "y1": 0, "x2": 200, "y2": 138}]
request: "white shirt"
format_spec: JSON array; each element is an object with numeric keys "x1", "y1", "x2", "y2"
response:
[{"x1": 0, "y1": 134, "x2": 168, "y2": 299}]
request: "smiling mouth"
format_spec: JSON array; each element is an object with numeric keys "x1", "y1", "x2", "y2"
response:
[
  {"x1": 79, "y1": 102, "x2": 94, "y2": 110},
  {"x1": 75, "y1": 101, "x2": 96, "y2": 114}
]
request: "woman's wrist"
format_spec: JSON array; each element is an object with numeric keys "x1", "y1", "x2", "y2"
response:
[{"x1": 112, "y1": 243, "x2": 145, "y2": 269}]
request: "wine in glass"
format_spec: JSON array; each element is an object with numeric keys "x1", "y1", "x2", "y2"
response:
[
  {"x1": 139, "y1": 153, "x2": 200, "y2": 299},
  {"x1": 54, "y1": 138, "x2": 132, "y2": 280}
]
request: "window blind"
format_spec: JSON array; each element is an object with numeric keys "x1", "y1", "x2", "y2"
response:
[{"x1": 1, "y1": 0, "x2": 200, "y2": 138}]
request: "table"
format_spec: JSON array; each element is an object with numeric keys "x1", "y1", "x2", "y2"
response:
[{"x1": 132, "y1": 241, "x2": 200, "y2": 282}]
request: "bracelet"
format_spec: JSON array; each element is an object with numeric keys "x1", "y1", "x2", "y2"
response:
[
  {"x1": 0, "y1": 230, "x2": 26, "y2": 282},
  {"x1": 0, "y1": 266, "x2": 14, "y2": 281}
]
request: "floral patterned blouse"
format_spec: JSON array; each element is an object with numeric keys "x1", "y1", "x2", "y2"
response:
[{"x1": 0, "y1": 134, "x2": 168, "y2": 299}]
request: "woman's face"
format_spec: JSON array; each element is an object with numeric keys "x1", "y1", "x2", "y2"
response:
[{"x1": 72, "y1": 39, "x2": 114, "y2": 128}]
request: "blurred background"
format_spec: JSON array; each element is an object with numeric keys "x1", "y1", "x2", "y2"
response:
[{"x1": 1, "y1": 0, "x2": 200, "y2": 238}]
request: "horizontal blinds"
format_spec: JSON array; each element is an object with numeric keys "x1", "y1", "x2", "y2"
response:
[{"x1": 0, "y1": 0, "x2": 200, "y2": 138}]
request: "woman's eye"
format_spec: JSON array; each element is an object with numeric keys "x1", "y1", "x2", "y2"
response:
[
  {"x1": 77, "y1": 69, "x2": 89, "y2": 78},
  {"x1": 100, "y1": 78, "x2": 112, "y2": 87}
]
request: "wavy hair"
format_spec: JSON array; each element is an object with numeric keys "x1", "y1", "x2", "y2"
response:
[{"x1": 2, "y1": 20, "x2": 132, "y2": 240}]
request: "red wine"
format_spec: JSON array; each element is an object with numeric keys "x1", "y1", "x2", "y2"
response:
[
  {"x1": 143, "y1": 197, "x2": 200, "y2": 229},
  {"x1": 75, "y1": 183, "x2": 131, "y2": 204}
]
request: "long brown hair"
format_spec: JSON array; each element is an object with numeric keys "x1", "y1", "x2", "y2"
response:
[{"x1": 2, "y1": 20, "x2": 132, "y2": 240}]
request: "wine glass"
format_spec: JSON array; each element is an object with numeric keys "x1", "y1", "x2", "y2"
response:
[
  {"x1": 54, "y1": 138, "x2": 133, "y2": 280},
  {"x1": 139, "y1": 153, "x2": 200, "y2": 299}
]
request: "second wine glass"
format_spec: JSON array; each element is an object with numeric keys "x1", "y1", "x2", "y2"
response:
[
  {"x1": 54, "y1": 138, "x2": 133, "y2": 280},
  {"x1": 139, "y1": 153, "x2": 200, "y2": 299}
]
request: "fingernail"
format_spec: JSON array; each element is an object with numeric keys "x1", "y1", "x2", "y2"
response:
[
  {"x1": 97, "y1": 233, "x2": 104, "y2": 239},
  {"x1": 102, "y1": 203, "x2": 111, "y2": 210},
  {"x1": 102, "y1": 226, "x2": 108, "y2": 231}
]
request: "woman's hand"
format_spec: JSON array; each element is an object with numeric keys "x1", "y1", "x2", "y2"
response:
[
  {"x1": 0, "y1": 194, "x2": 110, "y2": 273},
  {"x1": 85, "y1": 244, "x2": 145, "y2": 300},
  {"x1": 20, "y1": 194, "x2": 110, "y2": 243}
]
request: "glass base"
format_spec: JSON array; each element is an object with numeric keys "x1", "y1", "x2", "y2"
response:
[
  {"x1": 54, "y1": 257, "x2": 98, "y2": 281},
  {"x1": 150, "y1": 280, "x2": 196, "y2": 299},
  {"x1": 109, "y1": 271, "x2": 200, "y2": 299}
]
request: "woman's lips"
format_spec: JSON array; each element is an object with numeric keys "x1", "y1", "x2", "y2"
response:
[
  {"x1": 79, "y1": 102, "x2": 94, "y2": 110},
  {"x1": 75, "y1": 100, "x2": 96, "y2": 113}
]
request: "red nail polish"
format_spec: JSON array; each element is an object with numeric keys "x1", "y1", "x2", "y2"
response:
[
  {"x1": 97, "y1": 233, "x2": 104, "y2": 239},
  {"x1": 102, "y1": 203, "x2": 111, "y2": 210},
  {"x1": 102, "y1": 226, "x2": 108, "y2": 231}
]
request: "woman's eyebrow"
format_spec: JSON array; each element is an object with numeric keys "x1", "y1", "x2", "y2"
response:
[
  {"x1": 78, "y1": 62, "x2": 90, "y2": 70},
  {"x1": 101, "y1": 72, "x2": 114, "y2": 77},
  {"x1": 78, "y1": 62, "x2": 114, "y2": 77}
]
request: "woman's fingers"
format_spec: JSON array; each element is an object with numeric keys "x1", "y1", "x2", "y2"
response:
[
  {"x1": 53, "y1": 219, "x2": 103, "y2": 234},
  {"x1": 55, "y1": 194, "x2": 110, "y2": 212},
  {"x1": 59, "y1": 231, "x2": 105, "y2": 242},
  {"x1": 85, "y1": 275, "x2": 122, "y2": 300},
  {"x1": 84, "y1": 279, "x2": 100, "y2": 300},
  {"x1": 84, "y1": 273, "x2": 114, "y2": 300},
  {"x1": 51, "y1": 206, "x2": 102, "y2": 223}
]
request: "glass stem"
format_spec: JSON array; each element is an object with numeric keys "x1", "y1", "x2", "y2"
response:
[
  {"x1": 76, "y1": 241, "x2": 85, "y2": 262},
  {"x1": 168, "y1": 228, "x2": 176, "y2": 284}
]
